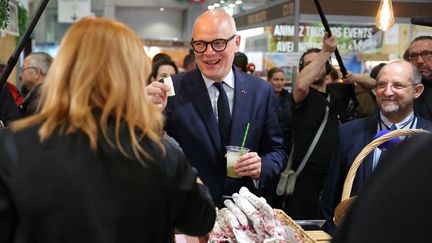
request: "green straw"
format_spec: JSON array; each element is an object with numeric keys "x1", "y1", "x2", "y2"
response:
[{"x1": 240, "y1": 122, "x2": 250, "y2": 154}]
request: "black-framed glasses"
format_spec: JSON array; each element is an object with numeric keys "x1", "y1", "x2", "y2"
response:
[
  {"x1": 190, "y1": 34, "x2": 236, "y2": 53},
  {"x1": 407, "y1": 51, "x2": 432, "y2": 61}
]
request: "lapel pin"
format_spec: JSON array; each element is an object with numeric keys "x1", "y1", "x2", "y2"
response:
[{"x1": 241, "y1": 89, "x2": 247, "y2": 94}]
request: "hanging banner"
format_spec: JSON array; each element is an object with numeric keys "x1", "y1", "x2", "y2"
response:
[
  {"x1": 58, "y1": 0, "x2": 92, "y2": 23},
  {"x1": 265, "y1": 23, "x2": 383, "y2": 55}
]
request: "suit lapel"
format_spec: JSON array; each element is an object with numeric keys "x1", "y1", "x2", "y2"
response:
[
  {"x1": 416, "y1": 116, "x2": 428, "y2": 129},
  {"x1": 186, "y1": 70, "x2": 224, "y2": 155},
  {"x1": 363, "y1": 112, "x2": 380, "y2": 179},
  {"x1": 231, "y1": 69, "x2": 248, "y2": 143}
]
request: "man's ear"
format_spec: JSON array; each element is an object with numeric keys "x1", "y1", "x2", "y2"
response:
[
  {"x1": 235, "y1": 35, "x2": 241, "y2": 49},
  {"x1": 414, "y1": 83, "x2": 424, "y2": 99},
  {"x1": 33, "y1": 68, "x2": 42, "y2": 79}
]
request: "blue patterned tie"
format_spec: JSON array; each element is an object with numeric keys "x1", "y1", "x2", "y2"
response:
[
  {"x1": 390, "y1": 124, "x2": 397, "y2": 130},
  {"x1": 214, "y1": 82, "x2": 231, "y2": 145}
]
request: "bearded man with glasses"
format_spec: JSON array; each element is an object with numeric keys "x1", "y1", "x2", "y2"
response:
[
  {"x1": 320, "y1": 60, "x2": 432, "y2": 236},
  {"x1": 405, "y1": 36, "x2": 432, "y2": 120},
  {"x1": 146, "y1": 9, "x2": 287, "y2": 207}
]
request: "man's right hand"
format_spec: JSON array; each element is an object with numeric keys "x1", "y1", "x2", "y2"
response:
[
  {"x1": 322, "y1": 32, "x2": 338, "y2": 54},
  {"x1": 146, "y1": 82, "x2": 170, "y2": 111}
]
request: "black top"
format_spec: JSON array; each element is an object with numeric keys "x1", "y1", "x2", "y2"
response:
[
  {"x1": 327, "y1": 83, "x2": 358, "y2": 123},
  {"x1": 19, "y1": 83, "x2": 42, "y2": 117},
  {"x1": 291, "y1": 83, "x2": 356, "y2": 174},
  {"x1": 414, "y1": 80, "x2": 432, "y2": 120},
  {"x1": 0, "y1": 84, "x2": 20, "y2": 126},
  {"x1": 0, "y1": 123, "x2": 216, "y2": 243},
  {"x1": 276, "y1": 88, "x2": 293, "y2": 154}
]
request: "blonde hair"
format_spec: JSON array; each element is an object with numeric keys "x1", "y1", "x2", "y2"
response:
[{"x1": 13, "y1": 17, "x2": 164, "y2": 163}]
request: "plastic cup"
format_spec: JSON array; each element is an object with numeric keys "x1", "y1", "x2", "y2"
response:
[{"x1": 226, "y1": 146, "x2": 250, "y2": 178}]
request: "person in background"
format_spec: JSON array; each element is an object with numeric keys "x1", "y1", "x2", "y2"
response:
[
  {"x1": 405, "y1": 36, "x2": 432, "y2": 120},
  {"x1": 345, "y1": 63, "x2": 385, "y2": 118},
  {"x1": 320, "y1": 60, "x2": 432, "y2": 236},
  {"x1": 233, "y1": 51, "x2": 248, "y2": 73},
  {"x1": 151, "y1": 52, "x2": 172, "y2": 65},
  {"x1": 324, "y1": 66, "x2": 341, "y2": 84},
  {"x1": 286, "y1": 34, "x2": 348, "y2": 220},
  {"x1": 147, "y1": 58, "x2": 183, "y2": 150},
  {"x1": 146, "y1": 9, "x2": 287, "y2": 206},
  {"x1": 332, "y1": 132, "x2": 432, "y2": 243},
  {"x1": 0, "y1": 85, "x2": 20, "y2": 128},
  {"x1": 0, "y1": 17, "x2": 215, "y2": 243},
  {"x1": 183, "y1": 53, "x2": 196, "y2": 72},
  {"x1": 0, "y1": 63, "x2": 23, "y2": 106},
  {"x1": 148, "y1": 58, "x2": 179, "y2": 83},
  {"x1": 267, "y1": 67, "x2": 292, "y2": 154},
  {"x1": 286, "y1": 33, "x2": 374, "y2": 220},
  {"x1": 18, "y1": 52, "x2": 53, "y2": 116},
  {"x1": 0, "y1": 64, "x2": 21, "y2": 127}
]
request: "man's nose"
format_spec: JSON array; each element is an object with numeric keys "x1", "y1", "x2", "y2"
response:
[
  {"x1": 383, "y1": 85, "x2": 395, "y2": 95},
  {"x1": 203, "y1": 44, "x2": 216, "y2": 55},
  {"x1": 414, "y1": 55, "x2": 426, "y2": 64}
]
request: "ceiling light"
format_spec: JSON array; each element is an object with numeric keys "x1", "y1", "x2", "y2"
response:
[
  {"x1": 375, "y1": 0, "x2": 395, "y2": 31},
  {"x1": 208, "y1": 5, "x2": 215, "y2": 10},
  {"x1": 214, "y1": 2, "x2": 221, "y2": 7},
  {"x1": 228, "y1": 3, "x2": 236, "y2": 8},
  {"x1": 159, "y1": 7, "x2": 165, "y2": 12},
  {"x1": 235, "y1": 0, "x2": 243, "y2": 4}
]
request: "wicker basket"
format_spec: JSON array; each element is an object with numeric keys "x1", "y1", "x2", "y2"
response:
[
  {"x1": 275, "y1": 209, "x2": 316, "y2": 243},
  {"x1": 333, "y1": 128, "x2": 431, "y2": 225}
]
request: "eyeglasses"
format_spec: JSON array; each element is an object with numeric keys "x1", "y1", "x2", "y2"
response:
[
  {"x1": 20, "y1": 66, "x2": 38, "y2": 73},
  {"x1": 376, "y1": 81, "x2": 415, "y2": 91},
  {"x1": 407, "y1": 51, "x2": 432, "y2": 61},
  {"x1": 190, "y1": 34, "x2": 236, "y2": 53}
]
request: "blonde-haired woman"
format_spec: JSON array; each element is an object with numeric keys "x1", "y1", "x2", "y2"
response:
[{"x1": 0, "y1": 17, "x2": 215, "y2": 242}]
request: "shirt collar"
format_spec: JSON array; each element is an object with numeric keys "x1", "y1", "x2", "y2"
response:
[
  {"x1": 202, "y1": 69, "x2": 235, "y2": 89},
  {"x1": 380, "y1": 111, "x2": 415, "y2": 129}
]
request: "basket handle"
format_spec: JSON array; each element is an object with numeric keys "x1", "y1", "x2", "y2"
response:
[{"x1": 341, "y1": 128, "x2": 431, "y2": 201}]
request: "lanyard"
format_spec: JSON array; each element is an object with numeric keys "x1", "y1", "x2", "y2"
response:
[{"x1": 378, "y1": 114, "x2": 417, "y2": 131}]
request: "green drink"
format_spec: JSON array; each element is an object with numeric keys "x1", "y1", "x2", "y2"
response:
[{"x1": 226, "y1": 146, "x2": 250, "y2": 178}]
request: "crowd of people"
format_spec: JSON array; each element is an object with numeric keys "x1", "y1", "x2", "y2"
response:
[{"x1": 0, "y1": 8, "x2": 431, "y2": 242}]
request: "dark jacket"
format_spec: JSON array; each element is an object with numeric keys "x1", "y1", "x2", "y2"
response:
[
  {"x1": 414, "y1": 81, "x2": 432, "y2": 120},
  {"x1": 166, "y1": 67, "x2": 287, "y2": 204},
  {"x1": 0, "y1": 123, "x2": 216, "y2": 243},
  {"x1": 19, "y1": 83, "x2": 42, "y2": 117},
  {"x1": 0, "y1": 84, "x2": 20, "y2": 126},
  {"x1": 277, "y1": 88, "x2": 292, "y2": 154},
  {"x1": 320, "y1": 111, "x2": 432, "y2": 235}
]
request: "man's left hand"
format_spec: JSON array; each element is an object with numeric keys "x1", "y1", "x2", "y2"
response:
[{"x1": 234, "y1": 152, "x2": 261, "y2": 180}]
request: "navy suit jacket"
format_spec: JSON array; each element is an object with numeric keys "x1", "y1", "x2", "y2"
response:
[
  {"x1": 165, "y1": 67, "x2": 287, "y2": 204},
  {"x1": 320, "y1": 111, "x2": 432, "y2": 235}
]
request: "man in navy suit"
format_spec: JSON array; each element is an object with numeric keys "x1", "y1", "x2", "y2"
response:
[
  {"x1": 146, "y1": 10, "x2": 287, "y2": 205},
  {"x1": 320, "y1": 60, "x2": 432, "y2": 235}
]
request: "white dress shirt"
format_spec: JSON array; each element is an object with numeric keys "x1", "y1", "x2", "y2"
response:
[
  {"x1": 372, "y1": 112, "x2": 417, "y2": 171},
  {"x1": 202, "y1": 70, "x2": 235, "y2": 121}
]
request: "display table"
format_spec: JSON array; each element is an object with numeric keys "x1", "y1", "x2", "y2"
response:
[
  {"x1": 175, "y1": 230, "x2": 332, "y2": 243},
  {"x1": 307, "y1": 230, "x2": 332, "y2": 242}
]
